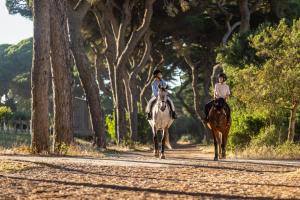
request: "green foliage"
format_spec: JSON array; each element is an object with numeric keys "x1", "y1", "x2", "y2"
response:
[
  {"x1": 247, "y1": 19, "x2": 300, "y2": 108},
  {"x1": 136, "y1": 112, "x2": 152, "y2": 144},
  {"x1": 5, "y1": 0, "x2": 32, "y2": 19},
  {"x1": 250, "y1": 125, "x2": 282, "y2": 146},
  {"x1": 228, "y1": 111, "x2": 265, "y2": 149},
  {"x1": 0, "y1": 38, "x2": 32, "y2": 96},
  {"x1": 11, "y1": 72, "x2": 31, "y2": 98},
  {"x1": 105, "y1": 113, "x2": 116, "y2": 142},
  {"x1": 0, "y1": 131, "x2": 30, "y2": 148},
  {"x1": 13, "y1": 111, "x2": 30, "y2": 120},
  {"x1": 0, "y1": 106, "x2": 13, "y2": 123},
  {"x1": 216, "y1": 32, "x2": 264, "y2": 68},
  {"x1": 223, "y1": 19, "x2": 300, "y2": 148},
  {"x1": 54, "y1": 142, "x2": 69, "y2": 155},
  {"x1": 3, "y1": 96, "x2": 17, "y2": 112}
]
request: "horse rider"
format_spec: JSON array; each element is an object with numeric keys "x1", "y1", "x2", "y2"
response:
[
  {"x1": 204, "y1": 72, "x2": 231, "y2": 124},
  {"x1": 146, "y1": 69, "x2": 177, "y2": 120}
]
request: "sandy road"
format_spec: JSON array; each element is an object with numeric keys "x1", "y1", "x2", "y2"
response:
[{"x1": 0, "y1": 144, "x2": 299, "y2": 200}]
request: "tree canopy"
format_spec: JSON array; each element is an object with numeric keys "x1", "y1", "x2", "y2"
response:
[{"x1": 3, "y1": 0, "x2": 300, "y2": 147}]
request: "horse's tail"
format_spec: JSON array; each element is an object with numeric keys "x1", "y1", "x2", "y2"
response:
[{"x1": 165, "y1": 129, "x2": 172, "y2": 149}]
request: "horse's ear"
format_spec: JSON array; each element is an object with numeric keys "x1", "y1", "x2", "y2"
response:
[
  {"x1": 165, "y1": 85, "x2": 169, "y2": 90},
  {"x1": 158, "y1": 84, "x2": 161, "y2": 89}
]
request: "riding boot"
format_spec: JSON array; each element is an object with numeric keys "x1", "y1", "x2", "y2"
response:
[
  {"x1": 226, "y1": 114, "x2": 231, "y2": 125},
  {"x1": 204, "y1": 100, "x2": 214, "y2": 123},
  {"x1": 225, "y1": 106, "x2": 231, "y2": 125}
]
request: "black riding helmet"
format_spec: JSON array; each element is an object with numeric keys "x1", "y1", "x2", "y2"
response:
[
  {"x1": 153, "y1": 69, "x2": 162, "y2": 77},
  {"x1": 218, "y1": 72, "x2": 227, "y2": 81}
]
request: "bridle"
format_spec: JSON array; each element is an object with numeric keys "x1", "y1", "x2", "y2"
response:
[{"x1": 158, "y1": 88, "x2": 167, "y2": 112}]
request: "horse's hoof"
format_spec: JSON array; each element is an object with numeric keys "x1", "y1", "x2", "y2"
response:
[
  {"x1": 153, "y1": 151, "x2": 159, "y2": 158},
  {"x1": 214, "y1": 157, "x2": 218, "y2": 161},
  {"x1": 160, "y1": 154, "x2": 165, "y2": 159}
]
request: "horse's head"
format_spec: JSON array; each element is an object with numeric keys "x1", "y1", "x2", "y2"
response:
[
  {"x1": 157, "y1": 84, "x2": 168, "y2": 112},
  {"x1": 213, "y1": 98, "x2": 226, "y2": 114},
  {"x1": 209, "y1": 98, "x2": 228, "y2": 128}
]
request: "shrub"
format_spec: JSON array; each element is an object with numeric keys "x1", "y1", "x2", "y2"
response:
[
  {"x1": 105, "y1": 113, "x2": 116, "y2": 142},
  {"x1": 137, "y1": 112, "x2": 152, "y2": 144},
  {"x1": 231, "y1": 142, "x2": 300, "y2": 160},
  {"x1": 0, "y1": 106, "x2": 13, "y2": 121},
  {"x1": 251, "y1": 125, "x2": 281, "y2": 146},
  {"x1": 13, "y1": 111, "x2": 30, "y2": 120},
  {"x1": 228, "y1": 112, "x2": 265, "y2": 149}
]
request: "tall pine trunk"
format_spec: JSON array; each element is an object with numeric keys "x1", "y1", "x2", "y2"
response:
[
  {"x1": 67, "y1": 2, "x2": 105, "y2": 148},
  {"x1": 69, "y1": 26, "x2": 105, "y2": 148},
  {"x1": 129, "y1": 84, "x2": 139, "y2": 141},
  {"x1": 50, "y1": 0, "x2": 73, "y2": 151},
  {"x1": 31, "y1": 0, "x2": 51, "y2": 153}
]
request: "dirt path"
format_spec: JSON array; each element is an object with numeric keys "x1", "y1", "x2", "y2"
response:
[{"x1": 0, "y1": 144, "x2": 299, "y2": 200}]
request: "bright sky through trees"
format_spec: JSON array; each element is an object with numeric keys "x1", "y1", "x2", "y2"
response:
[{"x1": 0, "y1": 0, "x2": 32, "y2": 44}]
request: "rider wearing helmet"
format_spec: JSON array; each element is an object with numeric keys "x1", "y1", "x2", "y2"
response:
[
  {"x1": 205, "y1": 72, "x2": 231, "y2": 124},
  {"x1": 146, "y1": 69, "x2": 177, "y2": 120}
]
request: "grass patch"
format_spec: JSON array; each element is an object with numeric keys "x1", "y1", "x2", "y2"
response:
[
  {"x1": 0, "y1": 131, "x2": 30, "y2": 148},
  {"x1": 0, "y1": 132, "x2": 151, "y2": 156},
  {"x1": 229, "y1": 142, "x2": 300, "y2": 160}
]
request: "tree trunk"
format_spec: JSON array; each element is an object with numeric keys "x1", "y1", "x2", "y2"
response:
[
  {"x1": 68, "y1": 7, "x2": 105, "y2": 148},
  {"x1": 93, "y1": 0, "x2": 155, "y2": 144},
  {"x1": 287, "y1": 103, "x2": 298, "y2": 142},
  {"x1": 31, "y1": 0, "x2": 51, "y2": 153},
  {"x1": 95, "y1": 55, "x2": 111, "y2": 97},
  {"x1": 123, "y1": 72, "x2": 132, "y2": 113},
  {"x1": 129, "y1": 78, "x2": 139, "y2": 141},
  {"x1": 184, "y1": 55, "x2": 210, "y2": 142},
  {"x1": 50, "y1": 0, "x2": 73, "y2": 151},
  {"x1": 191, "y1": 67, "x2": 202, "y2": 122},
  {"x1": 114, "y1": 67, "x2": 127, "y2": 143},
  {"x1": 239, "y1": 0, "x2": 250, "y2": 33},
  {"x1": 140, "y1": 70, "x2": 154, "y2": 112}
]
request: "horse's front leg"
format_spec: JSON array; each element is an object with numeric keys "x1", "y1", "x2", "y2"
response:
[
  {"x1": 221, "y1": 129, "x2": 229, "y2": 159},
  {"x1": 212, "y1": 130, "x2": 218, "y2": 161},
  {"x1": 160, "y1": 128, "x2": 167, "y2": 159},
  {"x1": 152, "y1": 127, "x2": 159, "y2": 158}
]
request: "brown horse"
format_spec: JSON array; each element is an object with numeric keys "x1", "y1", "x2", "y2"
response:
[{"x1": 206, "y1": 98, "x2": 231, "y2": 161}]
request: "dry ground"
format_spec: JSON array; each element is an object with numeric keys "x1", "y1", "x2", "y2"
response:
[{"x1": 0, "y1": 144, "x2": 299, "y2": 200}]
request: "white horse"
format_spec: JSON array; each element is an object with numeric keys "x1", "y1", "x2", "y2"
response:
[{"x1": 148, "y1": 85, "x2": 174, "y2": 159}]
